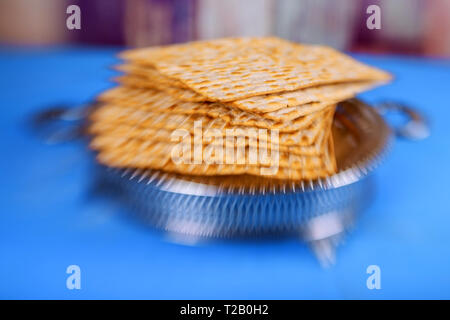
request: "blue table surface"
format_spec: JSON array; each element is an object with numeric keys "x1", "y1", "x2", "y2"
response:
[{"x1": 1, "y1": 46, "x2": 450, "y2": 299}]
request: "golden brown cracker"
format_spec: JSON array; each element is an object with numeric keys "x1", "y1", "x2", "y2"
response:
[
  {"x1": 120, "y1": 37, "x2": 391, "y2": 102},
  {"x1": 89, "y1": 102, "x2": 335, "y2": 147},
  {"x1": 115, "y1": 75, "x2": 206, "y2": 102},
  {"x1": 230, "y1": 81, "x2": 378, "y2": 113},
  {"x1": 88, "y1": 103, "x2": 336, "y2": 178},
  {"x1": 91, "y1": 136, "x2": 326, "y2": 170},
  {"x1": 98, "y1": 86, "x2": 330, "y2": 132},
  {"x1": 115, "y1": 64, "x2": 188, "y2": 88}
]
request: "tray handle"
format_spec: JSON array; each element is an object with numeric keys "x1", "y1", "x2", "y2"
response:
[
  {"x1": 374, "y1": 101, "x2": 430, "y2": 140},
  {"x1": 30, "y1": 103, "x2": 93, "y2": 144}
]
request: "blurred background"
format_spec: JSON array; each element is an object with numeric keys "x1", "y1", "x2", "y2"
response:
[{"x1": 0, "y1": 0, "x2": 449, "y2": 57}]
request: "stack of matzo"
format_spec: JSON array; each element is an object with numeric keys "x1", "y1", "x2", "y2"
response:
[{"x1": 89, "y1": 37, "x2": 391, "y2": 180}]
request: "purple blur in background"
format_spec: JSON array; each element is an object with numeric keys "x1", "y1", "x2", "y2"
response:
[{"x1": 0, "y1": 0, "x2": 449, "y2": 57}]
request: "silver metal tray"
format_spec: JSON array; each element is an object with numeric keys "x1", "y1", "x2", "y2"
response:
[{"x1": 33, "y1": 98, "x2": 428, "y2": 265}]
